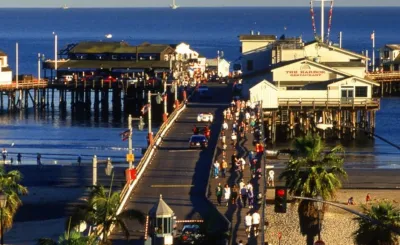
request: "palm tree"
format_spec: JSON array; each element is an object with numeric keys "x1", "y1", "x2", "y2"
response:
[
  {"x1": 37, "y1": 230, "x2": 91, "y2": 245},
  {"x1": 279, "y1": 133, "x2": 347, "y2": 245},
  {"x1": 0, "y1": 166, "x2": 28, "y2": 234},
  {"x1": 70, "y1": 185, "x2": 145, "y2": 243},
  {"x1": 353, "y1": 201, "x2": 400, "y2": 245}
]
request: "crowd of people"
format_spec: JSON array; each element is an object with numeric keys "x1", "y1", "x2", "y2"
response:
[{"x1": 212, "y1": 97, "x2": 265, "y2": 240}]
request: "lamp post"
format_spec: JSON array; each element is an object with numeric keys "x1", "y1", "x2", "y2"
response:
[
  {"x1": 52, "y1": 32, "x2": 58, "y2": 79},
  {"x1": 0, "y1": 191, "x2": 7, "y2": 245},
  {"x1": 162, "y1": 81, "x2": 179, "y2": 122},
  {"x1": 105, "y1": 157, "x2": 113, "y2": 176},
  {"x1": 314, "y1": 195, "x2": 323, "y2": 241},
  {"x1": 147, "y1": 91, "x2": 163, "y2": 146},
  {"x1": 37, "y1": 53, "x2": 41, "y2": 83}
]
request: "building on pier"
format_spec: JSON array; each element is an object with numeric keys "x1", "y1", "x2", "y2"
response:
[
  {"x1": 0, "y1": 50, "x2": 12, "y2": 85},
  {"x1": 239, "y1": 33, "x2": 380, "y2": 142},
  {"x1": 379, "y1": 44, "x2": 400, "y2": 71}
]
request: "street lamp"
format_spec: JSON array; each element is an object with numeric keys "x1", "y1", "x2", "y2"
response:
[
  {"x1": 314, "y1": 195, "x2": 323, "y2": 242},
  {"x1": 105, "y1": 157, "x2": 113, "y2": 176},
  {"x1": 0, "y1": 191, "x2": 7, "y2": 245},
  {"x1": 147, "y1": 91, "x2": 163, "y2": 146},
  {"x1": 162, "y1": 81, "x2": 179, "y2": 122},
  {"x1": 126, "y1": 115, "x2": 145, "y2": 169},
  {"x1": 52, "y1": 32, "x2": 58, "y2": 79},
  {"x1": 37, "y1": 53, "x2": 41, "y2": 83}
]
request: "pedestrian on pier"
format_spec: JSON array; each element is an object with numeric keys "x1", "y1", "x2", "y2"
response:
[
  {"x1": 2, "y1": 148, "x2": 7, "y2": 164},
  {"x1": 252, "y1": 210, "x2": 261, "y2": 236},
  {"x1": 77, "y1": 155, "x2": 82, "y2": 166},
  {"x1": 247, "y1": 188, "x2": 254, "y2": 209},
  {"x1": 213, "y1": 160, "x2": 220, "y2": 179},
  {"x1": 37, "y1": 153, "x2": 42, "y2": 167},
  {"x1": 17, "y1": 153, "x2": 22, "y2": 165},
  {"x1": 240, "y1": 184, "x2": 248, "y2": 208},
  {"x1": 215, "y1": 183, "x2": 223, "y2": 206},
  {"x1": 231, "y1": 132, "x2": 237, "y2": 147},
  {"x1": 222, "y1": 121, "x2": 228, "y2": 131},
  {"x1": 220, "y1": 131, "x2": 226, "y2": 144},
  {"x1": 244, "y1": 212, "x2": 252, "y2": 238},
  {"x1": 221, "y1": 159, "x2": 228, "y2": 178},
  {"x1": 230, "y1": 184, "x2": 239, "y2": 206},
  {"x1": 224, "y1": 184, "x2": 231, "y2": 207}
]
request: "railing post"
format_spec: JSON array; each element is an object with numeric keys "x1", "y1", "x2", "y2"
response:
[{"x1": 92, "y1": 155, "x2": 97, "y2": 186}]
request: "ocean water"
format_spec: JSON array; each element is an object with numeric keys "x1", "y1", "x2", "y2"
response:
[{"x1": 0, "y1": 7, "x2": 398, "y2": 166}]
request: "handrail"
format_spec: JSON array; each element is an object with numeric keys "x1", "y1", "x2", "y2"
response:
[
  {"x1": 277, "y1": 98, "x2": 380, "y2": 106},
  {"x1": 117, "y1": 86, "x2": 196, "y2": 213}
]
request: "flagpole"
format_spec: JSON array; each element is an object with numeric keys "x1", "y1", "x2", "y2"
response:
[
  {"x1": 372, "y1": 30, "x2": 375, "y2": 72},
  {"x1": 128, "y1": 114, "x2": 133, "y2": 169},
  {"x1": 365, "y1": 50, "x2": 369, "y2": 73}
]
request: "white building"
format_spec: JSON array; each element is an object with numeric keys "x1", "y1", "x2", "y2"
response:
[
  {"x1": 380, "y1": 44, "x2": 400, "y2": 71},
  {"x1": 206, "y1": 58, "x2": 230, "y2": 77},
  {"x1": 0, "y1": 51, "x2": 12, "y2": 85},
  {"x1": 172, "y1": 42, "x2": 206, "y2": 73}
]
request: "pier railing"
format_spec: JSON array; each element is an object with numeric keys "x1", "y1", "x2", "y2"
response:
[
  {"x1": 365, "y1": 71, "x2": 400, "y2": 82},
  {"x1": 117, "y1": 87, "x2": 196, "y2": 214},
  {"x1": 0, "y1": 80, "x2": 48, "y2": 91},
  {"x1": 278, "y1": 97, "x2": 380, "y2": 109}
]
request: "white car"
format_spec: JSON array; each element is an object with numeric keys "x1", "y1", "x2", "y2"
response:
[{"x1": 197, "y1": 113, "x2": 213, "y2": 122}]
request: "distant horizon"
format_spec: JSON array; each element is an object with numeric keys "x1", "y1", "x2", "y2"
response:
[{"x1": 2, "y1": 6, "x2": 400, "y2": 8}]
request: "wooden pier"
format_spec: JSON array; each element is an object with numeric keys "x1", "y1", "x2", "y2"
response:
[
  {"x1": 366, "y1": 71, "x2": 400, "y2": 96},
  {"x1": 0, "y1": 78, "x2": 177, "y2": 122},
  {"x1": 263, "y1": 98, "x2": 380, "y2": 143}
]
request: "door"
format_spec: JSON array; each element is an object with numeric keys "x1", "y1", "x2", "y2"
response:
[{"x1": 341, "y1": 88, "x2": 354, "y2": 103}]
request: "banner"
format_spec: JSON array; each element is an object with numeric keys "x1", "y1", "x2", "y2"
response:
[
  {"x1": 120, "y1": 129, "x2": 131, "y2": 141},
  {"x1": 141, "y1": 104, "x2": 151, "y2": 114}
]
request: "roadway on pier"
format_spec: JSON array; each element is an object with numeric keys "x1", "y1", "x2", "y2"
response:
[{"x1": 111, "y1": 83, "x2": 232, "y2": 243}]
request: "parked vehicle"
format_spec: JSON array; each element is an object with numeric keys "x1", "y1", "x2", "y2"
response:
[
  {"x1": 178, "y1": 224, "x2": 205, "y2": 244},
  {"x1": 59, "y1": 75, "x2": 73, "y2": 84},
  {"x1": 197, "y1": 113, "x2": 213, "y2": 122},
  {"x1": 103, "y1": 75, "x2": 117, "y2": 83},
  {"x1": 189, "y1": 135, "x2": 208, "y2": 149}
]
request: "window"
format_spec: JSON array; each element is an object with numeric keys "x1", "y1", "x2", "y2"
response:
[
  {"x1": 384, "y1": 50, "x2": 389, "y2": 59},
  {"x1": 247, "y1": 60, "x2": 254, "y2": 71},
  {"x1": 355, "y1": 86, "x2": 368, "y2": 97},
  {"x1": 112, "y1": 55, "x2": 118, "y2": 60}
]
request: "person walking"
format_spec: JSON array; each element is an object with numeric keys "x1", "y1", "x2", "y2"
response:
[
  {"x1": 2, "y1": 148, "x2": 7, "y2": 164},
  {"x1": 231, "y1": 132, "x2": 237, "y2": 148},
  {"x1": 77, "y1": 155, "x2": 82, "y2": 166},
  {"x1": 215, "y1": 183, "x2": 223, "y2": 206},
  {"x1": 230, "y1": 184, "x2": 239, "y2": 206},
  {"x1": 245, "y1": 212, "x2": 253, "y2": 238},
  {"x1": 17, "y1": 153, "x2": 22, "y2": 165},
  {"x1": 240, "y1": 184, "x2": 248, "y2": 208},
  {"x1": 221, "y1": 159, "x2": 228, "y2": 178},
  {"x1": 220, "y1": 131, "x2": 226, "y2": 145},
  {"x1": 213, "y1": 160, "x2": 220, "y2": 179},
  {"x1": 37, "y1": 153, "x2": 42, "y2": 167},
  {"x1": 224, "y1": 184, "x2": 231, "y2": 207},
  {"x1": 252, "y1": 210, "x2": 261, "y2": 236},
  {"x1": 247, "y1": 187, "x2": 254, "y2": 209},
  {"x1": 222, "y1": 121, "x2": 228, "y2": 131}
]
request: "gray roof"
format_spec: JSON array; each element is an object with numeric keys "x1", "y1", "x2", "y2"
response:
[
  {"x1": 239, "y1": 35, "x2": 276, "y2": 41},
  {"x1": 43, "y1": 60, "x2": 170, "y2": 70},
  {"x1": 69, "y1": 41, "x2": 173, "y2": 54},
  {"x1": 386, "y1": 44, "x2": 400, "y2": 50},
  {"x1": 320, "y1": 62, "x2": 365, "y2": 68},
  {"x1": 149, "y1": 195, "x2": 174, "y2": 217}
]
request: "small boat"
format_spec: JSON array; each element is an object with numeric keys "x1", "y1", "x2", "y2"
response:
[
  {"x1": 316, "y1": 123, "x2": 333, "y2": 130},
  {"x1": 105, "y1": 34, "x2": 113, "y2": 39},
  {"x1": 62, "y1": 4, "x2": 69, "y2": 10},
  {"x1": 170, "y1": 0, "x2": 179, "y2": 9}
]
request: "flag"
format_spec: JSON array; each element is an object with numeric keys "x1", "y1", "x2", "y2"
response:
[
  {"x1": 141, "y1": 104, "x2": 151, "y2": 114},
  {"x1": 120, "y1": 129, "x2": 131, "y2": 141},
  {"x1": 370, "y1": 32, "x2": 375, "y2": 40}
]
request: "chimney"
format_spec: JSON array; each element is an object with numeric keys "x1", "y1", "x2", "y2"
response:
[
  {"x1": 257, "y1": 31, "x2": 260, "y2": 35},
  {"x1": 251, "y1": 30, "x2": 254, "y2": 35}
]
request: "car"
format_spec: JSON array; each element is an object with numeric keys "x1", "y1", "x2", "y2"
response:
[
  {"x1": 189, "y1": 135, "x2": 208, "y2": 149},
  {"x1": 59, "y1": 75, "x2": 73, "y2": 84},
  {"x1": 103, "y1": 75, "x2": 117, "y2": 83},
  {"x1": 197, "y1": 85, "x2": 208, "y2": 92},
  {"x1": 178, "y1": 224, "x2": 205, "y2": 244},
  {"x1": 197, "y1": 113, "x2": 213, "y2": 122}
]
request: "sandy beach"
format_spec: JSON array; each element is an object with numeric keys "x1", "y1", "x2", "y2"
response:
[{"x1": 266, "y1": 189, "x2": 400, "y2": 245}]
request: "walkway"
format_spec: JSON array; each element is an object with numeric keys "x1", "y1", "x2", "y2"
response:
[
  {"x1": 111, "y1": 83, "x2": 232, "y2": 244},
  {"x1": 208, "y1": 105, "x2": 264, "y2": 245}
]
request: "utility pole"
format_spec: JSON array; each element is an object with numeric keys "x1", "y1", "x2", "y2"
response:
[
  {"x1": 321, "y1": 0, "x2": 324, "y2": 43},
  {"x1": 365, "y1": 50, "x2": 369, "y2": 72},
  {"x1": 147, "y1": 90, "x2": 153, "y2": 145},
  {"x1": 37, "y1": 53, "x2": 41, "y2": 83},
  {"x1": 92, "y1": 155, "x2": 97, "y2": 186},
  {"x1": 128, "y1": 114, "x2": 133, "y2": 169},
  {"x1": 163, "y1": 82, "x2": 168, "y2": 122},
  {"x1": 372, "y1": 30, "x2": 376, "y2": 72},
  {"x1": 16, "y1": 43, "x2": 18, "y2": 89}
]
